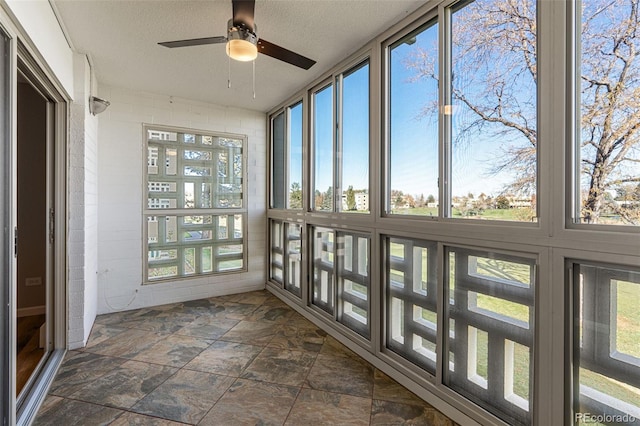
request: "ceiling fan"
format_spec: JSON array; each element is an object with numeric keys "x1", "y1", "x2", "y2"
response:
[{"x1": 158, "y1": 0, "x2": 316, "y2": 70}]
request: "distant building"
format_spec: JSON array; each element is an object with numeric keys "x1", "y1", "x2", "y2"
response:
[{"x1": 341, "y1": 190, "x2": 369, "y2": 211}]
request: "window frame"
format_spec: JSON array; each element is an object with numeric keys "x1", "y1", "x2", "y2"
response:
[
  {"x1": 269, "y1": 99, "x2": 305, "y2": 210},
  {"x1": 263, "y1": 1, "x2": 640, "y2": 425},
  {"x1": 562, "y1": 251, "x2": 640, "y2": 425},
  {"x1": 565, "y1": 0, "x2": 640, "y2": 235},
  {"x1": 310, "y1": 55, "x2": 373, "y2": 216},
  {"x1": 381, "y1": 1, "x2": 541, "y2": 227},
  {"x1": 142, "y1": 123, "x2": 248, "y2": 284}
]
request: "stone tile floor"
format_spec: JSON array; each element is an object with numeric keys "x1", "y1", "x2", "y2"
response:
[{"x1": 34, "y1": 290, "x2": 455, "y2": 425}]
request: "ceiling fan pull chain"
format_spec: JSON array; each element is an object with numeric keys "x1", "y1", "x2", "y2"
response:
[
  {"x1": 252, "y1": 59, "x2": 256, "y2": 99},
  {"x1": 228, "y1": 55, "x2": 231, "y2": 89}
]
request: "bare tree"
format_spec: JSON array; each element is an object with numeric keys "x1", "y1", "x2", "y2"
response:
[
  {"x1": 406, "y1": 0, "x2": 640, "y2": 224},
  {"x1": 581, "y1": 0, "x2": 640, "y2": 224}
]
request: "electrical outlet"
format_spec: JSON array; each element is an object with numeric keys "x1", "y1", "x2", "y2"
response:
[{"x1": 25, "y1": 277, "x2": 42, "y2": 287}]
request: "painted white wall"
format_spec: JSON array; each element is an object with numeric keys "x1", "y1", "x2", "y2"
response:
[
  {"x1": 3, "y1": 0, "x2": 74, "y2": 97},
  {"x1": 97, "y1": 86, "x2": 267, "y2": 314},
  {"x1": 68, "y1": 54, "x2": 99, "y2": 349}
]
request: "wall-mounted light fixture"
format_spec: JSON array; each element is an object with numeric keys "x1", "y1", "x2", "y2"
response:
[{"x1": 89, "y1": 96, "x2": 110, "y2": 115}]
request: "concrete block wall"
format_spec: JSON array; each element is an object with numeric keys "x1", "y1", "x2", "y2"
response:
[
  {"x1": 68, "y1": 54, "x2": 99, "y2": 349},
  {"x1": 96, "y1": 86, "x2": 267, "y2": 314}
]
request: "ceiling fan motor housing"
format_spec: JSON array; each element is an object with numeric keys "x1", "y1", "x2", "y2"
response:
[{"x1": 227, "y1": 19, "x2": 258, "y2": 46}]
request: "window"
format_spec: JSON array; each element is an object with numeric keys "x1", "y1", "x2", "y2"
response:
[
  {"x1": 311, "y1": 227, "x2": 371, "y2": 338},
  {"x1": 270, "y1": 220, "x2": 302, "y2": 298},
  {"x1": 387, "y1": 20, "x2": 439, "y2": 216},
  {"x1": 313, "y1": 85, "x2": 334, "y2": 212},
  {"x1": 444, "y1": 247, "x2": 535, "y2": 425},
  {"x1": 336, "y1": 231, "x2": 370, "y2": 337},
  {"x1": 271, "y1": 102, "x2": 303, "y2": 209},
  {"x1": 384, "y1": 237, "x2": 438, "y2": 374},
  {"x1": 339, "y1": 62, "x2": 370, "y2": 213},
  {"x1": 448, "y1": 0, "x2": 537, "y2": 222},
  {"x1": 312, "y1": 227, "x2": 335, "y2": 312},
  {"x1": 271, "y1": 112, "x2": 285, "y2": 209},
  {"x1": 572, "y1": 262, "x2": 640, "y2": 422},
  {"x1": 576, "y1": 0, "x2": 640, "y2": 226},
  {"x1": 144, "y1": 126, "x2": 246, "y2": 282},
  {"x1": 312, "y1": 61, "x2": 370, "y2": 213}
]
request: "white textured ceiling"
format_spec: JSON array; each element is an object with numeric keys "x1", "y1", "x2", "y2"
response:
[{"x1": 54, "y1": 0, "x2": 425, "y2": 112}]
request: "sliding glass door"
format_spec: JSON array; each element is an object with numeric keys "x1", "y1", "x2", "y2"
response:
[{"x1": 0, "y1": 26, "x2": 12, "y2": 426}]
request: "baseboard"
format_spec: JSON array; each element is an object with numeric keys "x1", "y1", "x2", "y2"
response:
[{"x1": 17, "y1": 306, "x2": 46, "y2": 318}]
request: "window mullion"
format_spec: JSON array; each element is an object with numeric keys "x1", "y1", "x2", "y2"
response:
[
  {"x1": 439, "y1": 3, "x2": 452, "y2": 220},
  {"x1": 335, "y1": 74, "x2": 343, "y2": 213}
]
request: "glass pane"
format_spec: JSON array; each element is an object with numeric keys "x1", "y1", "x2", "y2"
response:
[
  {"x1": 184, "y1": 182, "x2": 194, "y2": 208},
  {"x1": 218, "y1": 244, "x2": 242, "y2": 255},
  {"x1": 270, "y1": 220, "x2": 284, "y2": 284},
  {"x1": 337, "y1": 232, "x2": 370, "y2": 338},
  {"x1": 218, "y1": 152, "x2": 228, "y2": 177},
  {"x1": 217, "y1": 216, "x2": 228, "y2": 239},
  {"x1": 574, "y1": 264, "x2": 640, "y2": 422},
  {"x1": 385, "y1": 237, "x2": 438, "y2": 374},
  {"x1": 219, "y1": 137, "x2": 242, "y2": 148},
  {"x1": 148, "y1": 249, "x2": 177, "y2": 261},
  {"x1": 200, "y1": 183, "x2": 211, "y2": 208},
  {"x1": 285, "y1": 223, "x2": 302, "y2": 297},
  {"x1": 389, "y1": 20, "x2": 439, "y2": 216},
  {"x1": 445, "y1": 247, "x2": 535, "y2": 425},
  {"x1": 272, "y1": 111, "x2": 286, "y2": 209},
  {"x1": 219, "y1": 260, "x2": 242, "y2": 271},
  {"x1": 450, "y1": 0, "x2": 537, "y2": 222},
  {"x1": 165, "y1": 148, "x2": 177, "y2": 175},
  {"x1": 288, "y1": 103, "x2": 303, "y2": 209},
  {"x1": 313, "y1": 85, "x2": 334, "y2": 211},
  {"x1": 146, "y1": 214, "x2": 246, "y2": 281},
  {"x1": 578, "y1": 1, "x2": 640, "y2": 226},
  {"x1": 233, "y1": 214, "x2": 243, "y2": 238},
  {"x1": 184, "y1": 247, "x2": 196, "y2": 275},
  {"x1": 312, "y1": 227, "x2": 335, "y2": 314},
  {"x1": 148, "y1": 266, "x2": 178, "y2": 280},
  {"x1": 184, "y1": 166, "x2": 210, "y2": 176},
  {"x1": 165, "y1": 216, "x2": 177, "y2": 242},
  {"x1": 202, "y1": 246, "x2": 213, "y2": 273},
  {"x1": 147, "y1": 147, "x2": 159, "y2": 175},
  {"x1": 184, "y1": 150, "x2": 211, "y2": 161},
  {"x1": 148, "y1": 130, "x2": 177, "y2": 141},
  {"x1": 233, "y1": 153, "x2": 242, "y2": 177},
  {"x1": 340, "y1": 62, "x2": 369, "y2": 213}
]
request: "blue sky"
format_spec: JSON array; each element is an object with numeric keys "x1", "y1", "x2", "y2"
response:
[{"x1": 310, "y1": 2, "x2": 538, "y2": 200}]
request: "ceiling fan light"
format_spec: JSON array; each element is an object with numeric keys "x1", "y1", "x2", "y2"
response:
[{"x1": 226, "y1": 39, "x2": 258, "y2": 61}]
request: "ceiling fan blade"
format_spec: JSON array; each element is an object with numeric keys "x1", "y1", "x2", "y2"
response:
[
  {"x1": 257, "y1": 39, "x2": 316, "y2": 70},
  {"x1": 232, "y1": 0, "x2": 255, "y2": 30},
  {"x1": 158, "y1": 36, "x2": 227, "y2": 48}
]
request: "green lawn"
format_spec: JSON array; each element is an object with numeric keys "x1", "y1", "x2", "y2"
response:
[
  {"x1": 578, "y1": 279, "x2": 640, "y2": 409},
  {"x1": 390, "y1": 240, "x2": 639, "y2": 412},
  {"x1": 390, "y1": 206, "x2": 535, "y2": 221}
]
